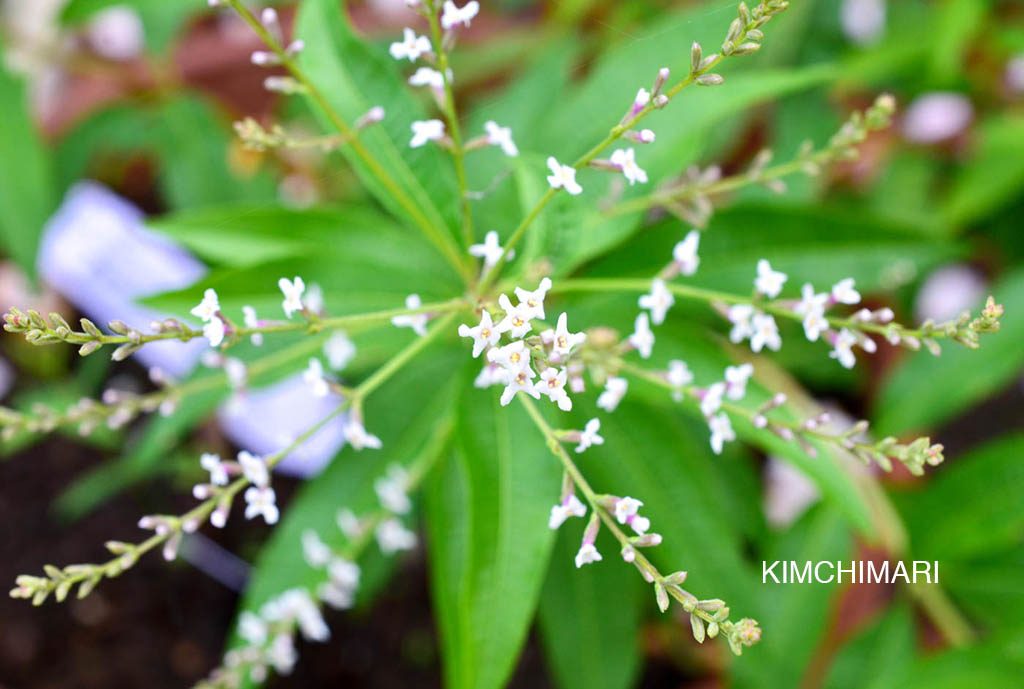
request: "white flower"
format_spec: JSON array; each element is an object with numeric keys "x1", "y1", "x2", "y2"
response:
[
  {"x1": 484, "y1": 120, "x2": 518, "y2": 157},
  {"x1": 700, "y1": 382, "x2": 725, "y2": 418},
  {"x1": 244, "y1": 486, "x2": 279, "y2": 524},
  {"x1": 495, "y1": 293, "x2": 534, "y2": 339},
  {"x1": 328, "y1": 557, "x2": 361, "y2": 589},
  {"x1": 279, "y1": 276, "x2": 306, "y2": 318},
  {"x1": 376, "y1": 518, "x2": 417, "y2": 554},
  {"x1": 499, "y1": 365, "x2": 540, "y2": 406},
  {"x1": 548, "y1": 494, "x2": 586, "y2": 529},
  {"x1": 749, "y1": 312, "x2": 782, "y2": 352},
  {"x1": 614, "y1": 497, "x2": 643, "y2": 524},
  {"x1": 266, "y1": 634, "x2": 298, "y2": 674},
  {"x1": 474, "y1": 361, "x2": 508, "y2": 388},
  {"x1": 830, "y1": 328, "x2": 858, "y2": 369},
  {"x1": 302, "y1": 529, "x2": 332, "y2": 568},
  {"x1": 191, "y1": 288, "x2": 220, "y2": 321},
  {"x1": 304, "y1": 283, "x2": 324, "y2": 314},
  {"x1": 391, "y1": 294, "x2": 429, "y2": 336},
  {"x1": 803, "y1": 309, "x2": 829, "y2": 342},
  {"x1": 238, "y1": 611, "x2": 268, "y2": 646},
  {"x1": 303, "y1": 358, "x2": 330, "y2": 398},
  {"x1": 754, "y1": 259, "x2": 787, "y2": 298},
  {"x1": 324, "y1": 331, "x2": 356, "y2": 370},
  {"x1": 375, "y1": 465, "x2": 411, "y2": 515},
  {"x1": 239, "y1": 451, "x2": 270, "y2": 488},
  {"x1": 708, "y1": 413, "x2": 735, "y2": 455},
  {"x1": 794, "y1": 283, "x2": 828, "y2": 317},
  {"x1": 487, "y1": 339, "x2": 531, "y2": 370},
  {"x1": 597, "y1": 377, "x2": 628, "y2": 412},
  {"x1": 638, "y1": 278, "x2": 674, "y2": 325},
  {"x1": 574, "y1": 542, "x2": 602, "y2": 568},
  {"x1": 343, "y1": 418, "x2": 383, "y2": 451},
  {"x1": 629, "y1": 312, "x2": 654, "y2": 359},
  {"x1": 203, "y1": 316, "x2": 226, "y2": 347},
  {"x1": 610, "y1": 148, "x2": 648, "y2": 185},
  {"x1": 632, "y1": 88, "x2": 651, "y2": 113},
  {"x1": 667, "y1": 360, "x2": 693, "y2": 401},
  {"x1": 201, "y1": 452, "x2": 229, "y2": 486},
  {"x1": 280, "y1": 589, "x2": 329, "y2": 642},
  {"x1": 389, "y1": 27, "x2": 431, "y2": 61},
  {"x1": 546, "y1": 156, "x2": 583, "y2": 195},
  {"x1": 242, "y1": 305, "x2": 264, "y2": 346},
  {"x1": 724, "y1": 363, "x2": 753, "y2": 400},
  {"x1": 831, "y1": 278, "x2": 861, "y2": 305},
  {"x1": 319, "y1": 580, "x2": 355, "y2": 611},
  {"x1": 337, "y1": 509, "x2": 363, "y2": 539},
  {"x1": 409, "y1": 66, "x2": 445, "y2": 89},
  {"x1": 840, "y1": 0, "x2": 885, "y2": 45},
  {"x1": 458, "y1": 310, "x2": 501, "y2": 358},
  {"x1": 514, "y1": 277, "x2": 553, "y2": 321},
  {"x1": 410, "y1": 119, "x2": 446, "y2": 148},
  {"x1": 440, "y1": 0, "x2": 479, "y2": 30},
  {"x1": 575, "y1": 418, "x2": 604, "y2": 453},
  {"x1": 537, "y1": 367, "x2": 572, "y2": 411},
  {"x1": 673, "y1": 230, "x2": 701, "y2": 276},
  {"x1": 547, "y1": 312, "x2": 586, "y2": 359},
  {"x1": 469, "y1": 230, "x2": 512, "y2": 272},
  {"x1": 728, "y1": 304, "x2": 755, "y2": 343}
]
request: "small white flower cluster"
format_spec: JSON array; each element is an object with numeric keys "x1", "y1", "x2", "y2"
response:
[
  {"x1": 189, "y1": 276, "x2": 315, "y2": 348},
  {"x1": 391, "y1": 294, "x2": 430, "y2": 336},
  {"x1": 550, "y1": 490, "x2": 662, "y2": 569},
  {"x1": 727, "y1": 260, "x2": 787, "y2": 353},
  {"x1": 249, "y1": 8, "x2": 304, "y2": 68},
  {"x1": 221, "y1": 588, "x2": 329, "y2": 684},
  {"x1": 302, "y1": 530, "x2": 362, "y2": 611},
  {"x1": 788, "y1": 278, "x2": 880, "y2": 369},
  {"x1": 458, "y1": 277, "x2": 587, "y2": 411},
  {"x1": 389, "y1": 3, "x2": 517, "y2": 157},
  {"x1": 695, "y1": 364, "x2": 753, "y2": 454},
  {"x1": 191, "y1": 450, "x2": 279, "y2": 526}
]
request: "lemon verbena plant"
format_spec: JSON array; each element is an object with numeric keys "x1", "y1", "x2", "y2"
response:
[{"x1": 4, "y1": 1, "x2": 1005, "y2": 688}]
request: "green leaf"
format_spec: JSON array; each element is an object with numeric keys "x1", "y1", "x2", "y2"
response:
[
  {"x1": 941, "y1": 545, "x2": 1024, "y2": 635},
  {"x1": 148, "y1": 203, "x2": 402, "y2": 268},
  {"x1": 943, "y1": 116, "x2": 1024, "y2": 227},
  {"x1": 872, "y1": 642, "x2": 1024, "y2": 689},
  {"x1": 732, "y1": 506, "x2": 853, "y2": 689},
  {"x1": 874, "y1": 268, "x2": 1024, "y2": 435},
  {"x1": 0, "y1": 40, "x2": 56, "y2": 279},
  {"x1": 296, "y1": 0, "x2": 459, "y2": 241},
  {"x1": 233, "y1": 340, "x2": 464, "y2": 659},
  {"x1": 895, "y1": 434, "x2": 1024, "y2": 562},
  {"x1": 60, "y1": 0, "x2": 199, "y2": 53},
  {"x1": 424, "y1": 384, "x2": 561, "y2": 689},
  {"x1": 538, "y1": 527, "x2": 646, "y2": 689},
  {"x1": 824, "y1": 603, "x2": 916, "y2": 689}
]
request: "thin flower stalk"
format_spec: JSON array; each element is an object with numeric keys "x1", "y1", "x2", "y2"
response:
[
  {"x1": 476, "y1": 0, "x2": 791, "y2": 296},
  {"x1": 10, "y1": 313, "x2": 458, "y2": 604},
  {"x1": 219, "y1": 0, "x2": 471, "y2": 280},
  {"x1": 520, "y1": 395, "x2": 759, "y2": 655}
]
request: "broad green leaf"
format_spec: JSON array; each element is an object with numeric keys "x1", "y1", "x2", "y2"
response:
[
  {"x1": 54, "y1": 104, "x2": 156, "y2": 194},
  {"x1": 231, "y1": 341, "x2": 464, "y2": 676},
  {"x1": 870, "y1": 642, "x2": 1024, "y2": 689},
  {"x1": 733, "y1": 505, "x2": 853, "y2": 689},
  {"x1": 895, "y1": 434, "x2": 1024, "y2": 562},
  {"x1": 538, "y1": 528, "x2": 645, "y2": 689},
  {"x1": 148, "y1": 203, "x2": 401, "y2": 268},
  {"x1": 297, "y1": 0, "x2": 459, "y2": 243},
  {"x1": 825, "y1": 602, "x2": 916, "y2": 689},
  {"x1": 927, "y1": 0, "x2": 987, "y2": 84},
  {"x1": 941, "y1": 545, "x2": 1024, "y2": 634},
  {"x1": 424, "y1": 382, "x2": 561, "y2": 689},
  {"x1": 874, "y1": 268, "x2": 1024, "y2": 435},
  {"x1": 943, "y1": 116, "x2": 1024, "y2": 227},
  {"x1": 0, "y1": 40, "x2": 56, "y2": 278}
]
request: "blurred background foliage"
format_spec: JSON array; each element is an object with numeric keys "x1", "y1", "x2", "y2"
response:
[{"x1": 0, "y1": 0, "x2": 1023, "y2": 688}]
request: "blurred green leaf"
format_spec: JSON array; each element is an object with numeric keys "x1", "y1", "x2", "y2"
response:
[
  {"x1": 424, "y1": 384, "x2": 561, "y2": 689},
  {"x1": 927, "y1": 0, "x2": 987, "y2": 85},
  {"x1": 896, "y1": 433, "x2": 1024, "y2": 562},
  {"x1": 942, "y1": 545, "x2": 1024, "y2": 635},
  {"x1": 733, "y1": 505, "x2": 853, "y2": 689},
  {"x1": 825, "y1": 602, "x2": 916, "y2": 689},
  {"x1": 232, "y1": 341, "x2": 464, "y2": 666},
  {"x1": 61, "y1": 0, "x2": 199, "y2": 53},
  {"x1": 538, "y1": 527, "x2": 645, "y2": 689},
  {"x1": 943, "y1": 116, "x2": 1024, "y2": 227},
  {"x1": 871, "y1": 641, "x2": 1024, "y2": 689},
  {"x1": 297, "y1": 0, "x2": 460, "y2": 243},
  {"x1": 874, "y1": 268, "x2": 1024, "y2": 435},
  {"x1": 0, "y1": 39, "x2": 56, "y2": 279},
  {"x1": 54, "y1": 103, "x2": 155, "y2": 193}
]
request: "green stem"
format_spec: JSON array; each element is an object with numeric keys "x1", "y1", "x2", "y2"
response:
[{"x1": 225, "y1": 0, "x2": 471, "y2": 282}]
